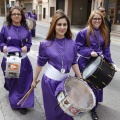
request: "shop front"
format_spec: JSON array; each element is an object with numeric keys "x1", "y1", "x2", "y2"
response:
[{"x1": 105, "y1": 0, "x2": 120, "y2": 31}]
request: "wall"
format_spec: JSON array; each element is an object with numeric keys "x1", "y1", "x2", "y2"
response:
[{"x1": 41, "y1": 0, "x2": 49, "y2": 22}]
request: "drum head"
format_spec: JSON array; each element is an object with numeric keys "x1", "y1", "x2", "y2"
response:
[
  {"x1": 26, "y1": 18, "x2": 36, "y2": 30},
  {"x1": 83, "y1": 57, "x2": 101, "y2": 79},
  {"x1": 65, "y1": 77, "x2": 96, "y2": 110}
]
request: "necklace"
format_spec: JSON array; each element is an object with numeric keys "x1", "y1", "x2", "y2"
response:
[
  {"x1": 12, "y1": 25, "x2": 23, "y2": 47},
  {"x1": 94, "y1": 31, "x2": 100, "y2": 50},
  {"x1": 55, "y1": 38, "x2": 66, "y2": 73}
]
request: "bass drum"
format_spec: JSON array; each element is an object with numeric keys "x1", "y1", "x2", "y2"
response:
[
  {"x1": 82, "y1": 56, "x2": 116, "y2": 89},
  {"x1": 26, "y1": 18, "x2": 36, "y2": 30}
]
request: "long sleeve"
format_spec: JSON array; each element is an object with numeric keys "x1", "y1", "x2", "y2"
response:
[
  {"x1": 75, "y1": 28, "x2": 93, "y2": 58},
  {"x1": 37, "y1": 42, "x2": 48, "y2": 66},
  {"x1": 72, "y1": 44, "x2": 78, "y2": 65},
  {"x1": 0, "y1": 26, "x2": 7, "y2": 52}
]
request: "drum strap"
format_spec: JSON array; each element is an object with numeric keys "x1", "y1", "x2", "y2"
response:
[
  {"x1": 78, "y1": 54, "x2": 90, "y2": 59},
  {"x1": 4, "y1": 53, "x2": 27, "y2": 59},
  {"x1": 44, "y1": 64, "x2": 69, "y2": 81}
]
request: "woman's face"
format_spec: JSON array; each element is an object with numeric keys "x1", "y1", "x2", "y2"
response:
[
  {"x1": 55, "y1": 18, "x2": 68, "y2": 39},
  {"x1": 92, "y1": 14, "x2": 102, "y2": 29},
  {"x1": 11, "y1": 9, "x2": 22, "y2": 24}
]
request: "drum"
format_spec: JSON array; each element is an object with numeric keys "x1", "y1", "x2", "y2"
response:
[
  {"x1": 57, "y1": 77, "x2": 96, "y2": 116},
  {"x1": 26, "y1": 18, "x2": 36, "y2": 30},
  {"x1": 82, "y1": 56, "x2": 116, "y2": 89},
  {"x1": 5, "y1": 47, "x2": 22, "y2": 78}
]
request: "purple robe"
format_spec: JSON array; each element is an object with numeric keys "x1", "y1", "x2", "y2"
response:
[
  {"x1": 37, "y1": 38, "x2": 78, "y2": 120},
  {"x1": 31, "y1": 13, "x2": 37, "y2": 20},
  {"x1": 75, "y1": 27, "x2": 113, "y2": 110},
  {"x1": 24, "y1": 12, "x2": 29, "y2": 19},
  {"x1": 0, "y1": 25, "x2": 34, "y2": 108}
]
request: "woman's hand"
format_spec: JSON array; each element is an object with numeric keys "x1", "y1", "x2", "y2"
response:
[
  {"x1": 91, "y1": 51, "x2": 98, "y2": 57},
  {"x1": 3, "y1": 46, "x2": 7, "y2": 53},
  {"x1": 21, "y1": 46, "x2": 27, "y2": 53},
  {"x1": 31, "y1": 81, "x2": 37, "y2": 89}
]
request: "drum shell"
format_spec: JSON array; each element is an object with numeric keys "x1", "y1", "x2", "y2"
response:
[
  {"x1": 56, "y1": 77, "x2": 96, "y2": 116},
  {"x1": 5, "y1": 56, "x2": 21, "y2": 78},
  {"x1": 83, "y1": 57, "x2": 116, "y2": 89},
  {"x1": 26, "y1": 18, "x2": 36, "y2": 30}
]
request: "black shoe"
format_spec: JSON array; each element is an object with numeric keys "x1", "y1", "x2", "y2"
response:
[
  {"x1": 19, "y1": 108, "x2": 27, "y2": 115},
  {"x1": 91, "y1": 110, "x2": 99, "y2": 120}
]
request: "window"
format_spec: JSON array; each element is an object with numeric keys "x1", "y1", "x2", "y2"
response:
[
  {"x1": 116, "y1": 0, "x2": 120, "y2": 24},
  {"x1": 50, "y1": 7, "x2": 55, "y2": 17},
  {"x1": 43, "y1": 8, "x2": 46, "y2": 19},
  {"x1": 11, "y1": 1, "x2": 15, "y2": 6}
]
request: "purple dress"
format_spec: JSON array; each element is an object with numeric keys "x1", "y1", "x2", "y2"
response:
[
  {"x1": 0, "y1": 25, "x2": 34, "y2": 108},
  {"x1": 75, "y1": 27, "x2": 113, "y2": 110},
  {"x1": 37, "y1": 38, "x2": 78, "y2": 120}
]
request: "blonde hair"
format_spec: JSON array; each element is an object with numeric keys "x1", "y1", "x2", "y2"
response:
[{"x1": 86, "y1": 10, "x2": 108, "y2": 47}]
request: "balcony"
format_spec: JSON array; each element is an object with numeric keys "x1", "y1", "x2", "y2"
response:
[{"x1": 37, "y1": 0, "x2": 42, "y2": 3}]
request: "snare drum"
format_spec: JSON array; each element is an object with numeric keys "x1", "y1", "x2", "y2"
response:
[
  {"x1": 57, "y1": 77, "x2": 96, "y2": 116},
  {"x1": 5, "y1": 53, "x2": 21, "y2": 78},
  {"x1": 82, "y1": 56, "x2": 116, "y2": 89},
  {"x1": 5, "y1": 47, "x2": 22, "y2": 78},
  {"x1": 26, "y1": 18, "x2": 36, "y2": 30}
]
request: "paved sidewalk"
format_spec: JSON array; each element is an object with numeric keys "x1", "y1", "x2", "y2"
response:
[{"x1": 0, "y1": 52, "x2": 45, "y2": 120}]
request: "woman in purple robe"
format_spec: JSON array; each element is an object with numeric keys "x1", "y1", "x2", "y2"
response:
[
  {"x1": 0, "y1": 6, "x2": 34, "y2": 114},
  {"x1": 75, "y1": 10, "x2": 114, "y2": 120},
  {"x1": 31, "y1": 12, "x2": 82, "y2": 120},
  {"x1": 30, "y1": 10, "x2": 37, "y2": 37}
]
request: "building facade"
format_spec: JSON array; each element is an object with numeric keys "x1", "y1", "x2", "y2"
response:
[
  {"x1": 0, "y1": 0, "x2": 9, "y2": 16},
  {"x1": 1, "y1": 0, "x2": 120, "y2": 31},
  {"x1": 37, "y1": 0, "x2": 103, "y2": 25},
  {"x1": 9, "y1": 0, "x2": 33, "y2": 12},
  {"x1": 104, "y1": 0, "x2": 120, "y2": 31}
]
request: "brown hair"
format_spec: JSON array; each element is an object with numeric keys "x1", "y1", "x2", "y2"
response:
[
  {"x1": 46, "y1": 12, "x2": 72, "y2": 40},
  {"x1": 5, "y1": 6, "x2": 29, "y2": 30},
  {"x1": 86, "y1": 10, "x2": 108, "y2": 47}
]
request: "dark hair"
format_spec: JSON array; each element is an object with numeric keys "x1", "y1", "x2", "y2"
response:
[
  {"x1": 46, "y1": 12, "x2": 72, "y2": 40},
  {"x1": 32, "y1": 9, "x2": 36, "y2": 14},
  {"x1": 22, "y1": 7, "x2": 26, "y2": 10},
  {"x1": 5, "y1": 6, "x2": 29, "y2": 30}
]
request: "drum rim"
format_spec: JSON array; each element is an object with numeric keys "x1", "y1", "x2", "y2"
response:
[{"x1": 64, "y1": 76, "x2": 96, "y2": 110}]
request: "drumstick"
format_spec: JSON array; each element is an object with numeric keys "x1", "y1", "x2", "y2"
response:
[
  {"x1": 17, "y1": 88, "x2": 32, "y2": 105},
  {"x1": 17, "y1": 80, "x2": 40, "y2": 106},
  {"x1": 21, "y1": 88, "x2": 33, "y2": 106},
  {"x1": 19, "y1": 80, "x2": 40, "y2": 106}
]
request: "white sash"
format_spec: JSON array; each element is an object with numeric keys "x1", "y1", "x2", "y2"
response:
[{"x1": 44, "y1": 64, "x2": 69, "y2": 81}]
